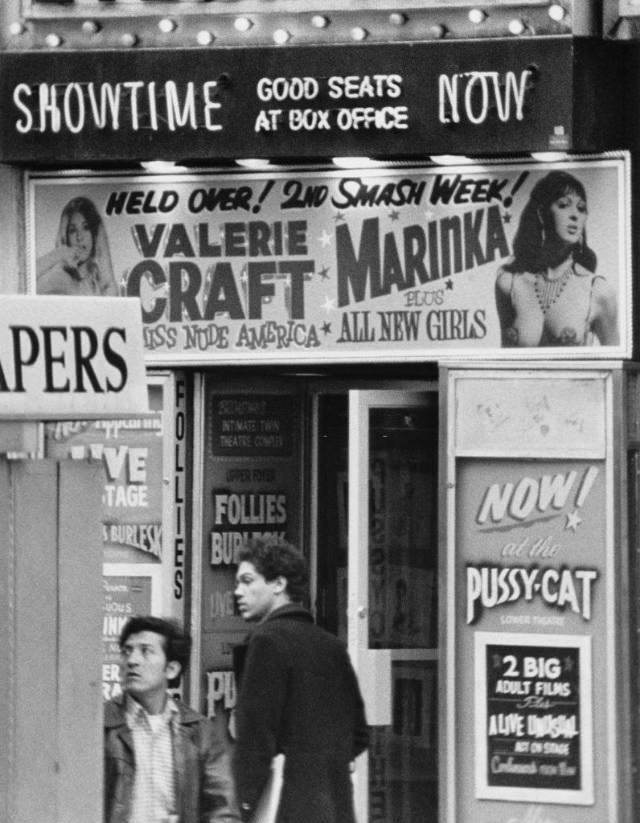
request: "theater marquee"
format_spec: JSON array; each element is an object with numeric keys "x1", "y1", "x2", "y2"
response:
[
  {"x1": 27, "y1": 154, "x2": 630, "y2": 365},
  {"x1": 0, "y1": 39, "x2": 623, "y2": 162}
]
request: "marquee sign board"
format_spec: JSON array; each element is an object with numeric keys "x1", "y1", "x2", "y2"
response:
[{"x1": 0, "y1": 38, "x2": 623, "y2": 162}]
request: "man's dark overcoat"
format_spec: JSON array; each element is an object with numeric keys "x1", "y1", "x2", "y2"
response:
[{"x1": 232, "y1": 604, "x2": 369, "y2": 823}]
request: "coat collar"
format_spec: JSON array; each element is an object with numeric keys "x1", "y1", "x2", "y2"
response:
[
  {"x1": 234, "y1": 604, "x2": 314, "y2": 656},
  {"x1": 104, "y1": 693, "x2": 203, "y2": 730},
  {"x1": 262, "y1": 603, "x2": 313, "y2": 624}
]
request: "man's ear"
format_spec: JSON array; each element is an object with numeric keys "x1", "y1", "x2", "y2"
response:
[
  {"x1": 273, "y1": 575, "x2": 288, "y2": 595},
  {"x1": 166, "y1": 660, "x2": 182, "y2": 682}
]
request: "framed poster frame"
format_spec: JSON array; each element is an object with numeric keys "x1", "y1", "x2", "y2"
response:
[
  {"x1": 442, "y1": 365, "x2": 626, "y2": 823},
  {"x1": 25, "y1": 152, "x2": 632, "y2": 366},
  {"x1": 474, "y1": 631, "x2": 594, "y2": 806}
]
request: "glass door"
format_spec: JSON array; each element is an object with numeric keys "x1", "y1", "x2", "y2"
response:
[
  {"x1": 348, "y1": 390, "x2": 439, "y2": 823},
  {"x1": 314, "y1": 387, "x2": 439, "y2": 822}
]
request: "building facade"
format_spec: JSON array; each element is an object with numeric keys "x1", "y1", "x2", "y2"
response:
[{"x1": 1, "y1": 2, "x2": 639, "y2": 822}]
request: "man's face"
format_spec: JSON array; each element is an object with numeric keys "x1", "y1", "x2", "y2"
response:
[
  {"x1": 119, "y1": 630, "x2": 177, "y2": 702},
  {"x1": 235, "y1": 561, "x2": 281, "y2": 622}
]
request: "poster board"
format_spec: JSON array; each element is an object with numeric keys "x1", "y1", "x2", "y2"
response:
[
  {"x1": 197, "y1": 379, "x2": 303, "y2": 726},
  {"x1": 474, "y1": 632, "x2": 593, "y2": 805},
  {"x1": 44, "y1": 372, "x2": 186, "y2": 700},
  {"x1": 445, "y1": 367, "x2": 620, "y2": 823},
  {"x1": 26, "y1": 154, "x2": 631, "y2": 366},
  {"x1": 101, "y1": 575, "x2": 154, "y2": 701}
]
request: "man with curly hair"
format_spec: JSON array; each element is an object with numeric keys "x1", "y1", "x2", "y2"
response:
[{"x1": 233, "y1": 536, "x2": 369, "y2": 823}]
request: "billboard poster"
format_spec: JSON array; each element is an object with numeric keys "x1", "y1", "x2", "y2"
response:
[
  {"x1": 209, "y1": 394, "x2": 294, "y2": 459},
  {"x1": 455, "y1": 457, "x2": 606, "y2": 818},
  {"x1": 44, "y1": 383, "x2": 165, "y2": 564},
  {"x1": 458, "y1": 459, "x2": 605, "y2": 633},
  {"x1": 102, "y1": 575, "x2": 152, "y2": 701},
  {"x1": 474, "y1": 632, "x2": 593, "y2": 805},
  {"x1": 27, "y1": 155, "x2": 630, "y2": 365},
  {"x1": 200, "y1": 382, "x2": 302, "y2": 726}
]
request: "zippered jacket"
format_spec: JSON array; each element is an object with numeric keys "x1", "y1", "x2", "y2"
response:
[{"x1": 104, "y1": 695, "x2": 240, "y2": 823}]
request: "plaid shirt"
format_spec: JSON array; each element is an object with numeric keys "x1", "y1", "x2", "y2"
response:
[{"x1": 125, "y1": 694, "x2": 179, "y2": 823}]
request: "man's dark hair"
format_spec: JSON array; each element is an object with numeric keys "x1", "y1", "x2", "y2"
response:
[
  {"x1": 238, "y1": 536, "x2": 309, "y2": 603},
  {"x1": 119, "y1": 615, "x2": 192, "y2": 676}
]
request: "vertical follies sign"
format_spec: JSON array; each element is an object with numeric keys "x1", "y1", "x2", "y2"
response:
[{"x1": 27, "y1": 154, "x2": 630, "y2": 365}]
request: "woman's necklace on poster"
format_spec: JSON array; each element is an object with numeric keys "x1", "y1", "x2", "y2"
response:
[{"x1": 534, "y1": 260, "x2": 573, "y2": 315}]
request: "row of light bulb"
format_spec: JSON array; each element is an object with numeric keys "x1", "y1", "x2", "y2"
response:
[{"x1": 9, "y1": 4, "x2": 567, "y2": 48}]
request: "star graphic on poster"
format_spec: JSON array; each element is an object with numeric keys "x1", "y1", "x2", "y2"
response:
[
  {"x1": 321, "y1": 295, "x2": 336, "y2": 313},
  {"x1": 492, "y1": 654, "x2": 502, "y2": 669},
  {"x1": 389, "y1": 209, "x2": 400, "y2": 221},
  {"x1": 321, "y1": 321, "x2": 332, "y2": 335},
  {"x1": 565, "y1": 510, "x2": 583, "y2": 532},
  {"x1": 318, "y1": 266, "x2": 331, "y2": 281},
  {"x1": 319, "y1": 230, "x2": 333, "y2": 247},
  {"x1": 445, "y1": 279, "x2": 454, "y2": 290},
  {"x1": 503, "y1": 212, "x2": 512, "y2": 223},
  {"x1": 333, "y1": 212, "x2": 345, "y2": 223},
  {"x1": 563, "y1": 656, "x2": 575, "y2": 673},
  {"x1": 139, "y1": 275, "x2": 168, "y2": 313}
]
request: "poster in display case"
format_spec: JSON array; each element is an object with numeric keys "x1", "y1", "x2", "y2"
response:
[
  {"x1": 44, "y1": 372, "x2": 186, "y2": 701},
  {"x1": 102, "y1": 575, "x2": 153, "y2": 701},
  {"x1": 474, "y1": 632, "x2": 594, "y2": 805},
  {"x1": 446, "y1": 367, "x2": 623, "y2": 823},
  {"x1": 198, "y1": 380, "x2": 303, "y2": 725}
]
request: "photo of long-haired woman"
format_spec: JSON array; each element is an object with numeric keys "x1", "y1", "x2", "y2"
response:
[
  {"x1": 36, "y1": 196, "x2": 118, "y2": 296},
  {"x1": 495, "y1": 170, "x2": 619, "y2": 347}
]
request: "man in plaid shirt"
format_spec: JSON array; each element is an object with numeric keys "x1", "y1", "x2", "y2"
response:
[{"x1": 104, "y1": 616, "x2": 240, "y2": 823}]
